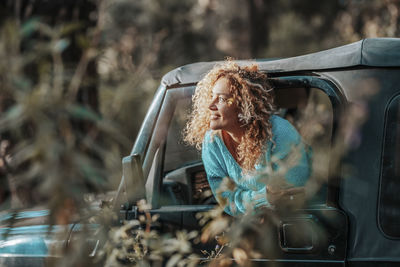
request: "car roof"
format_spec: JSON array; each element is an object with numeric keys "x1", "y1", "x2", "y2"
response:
[{"x1": 161, "y1": 38, "x2": 400, "y2": 87}]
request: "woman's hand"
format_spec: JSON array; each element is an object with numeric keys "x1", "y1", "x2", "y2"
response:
[{"x1": 266, "y1": 186, "x2": 306, "y2": 210}]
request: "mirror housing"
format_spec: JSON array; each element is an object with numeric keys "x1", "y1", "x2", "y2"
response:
[{"x1": 121, "y1": 154, "x2": 146, "y2": 205}]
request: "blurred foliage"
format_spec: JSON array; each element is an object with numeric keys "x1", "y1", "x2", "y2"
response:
[
  {"x1": 0, "y1": 0, "x2": 399, "y2": 266},
  {"x1": 0, "y1": 8, "x2": 129, "y2": 213},
  {"x1": 334, "y1": 0, "x2": 400, "y2": 42},
  {"x1": 97, "y1": 200, "x2": 199, "y2": 267}
]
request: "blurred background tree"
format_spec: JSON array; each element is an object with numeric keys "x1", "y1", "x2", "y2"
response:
[
  {"x1": 0, "y1": 0, "x2": 399, "y2": 264},
  {"x1": 96, "y1": 0, "x2": 400, "y2": 156},
  {"x1": 0, "y1": 0, "x2": 106, "y2": 211}
]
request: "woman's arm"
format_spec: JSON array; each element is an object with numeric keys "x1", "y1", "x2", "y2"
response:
[
  {"x1": 270, "y1": 116, "x2": 312, "y2": 187},
  {"x1": 264, "y1": 116, "x2": 311, "y2": 208},
  {"x1": 202, "y1": 133, "x2": 270, "y2": 216}
]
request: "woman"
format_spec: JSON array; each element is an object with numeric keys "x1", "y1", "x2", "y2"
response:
[{"x1": 184, "y1": 61, "x2": 311, "y2": 216}]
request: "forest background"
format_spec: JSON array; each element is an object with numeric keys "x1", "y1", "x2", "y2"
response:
[{"x1": 0, "y1": 0, "x2": 399, "y2": 266}]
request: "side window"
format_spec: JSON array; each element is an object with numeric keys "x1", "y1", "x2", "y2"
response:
[
  {"x1": 158, "y1": 84, "x2": 334, "y2": 207},
  {"x1": 276, "y1": 87, "x2": 333, "y2": 202},
  {"x1": 159, "y1": 88, "x2": 209, "y2": 206},
  {"x1": 379, "y1": 95, "x2": 400, "y2": 238},
  {"x1": 276, "y1": 87, "x2": 333, "y2": 147},
  {"x1": 143, "y1": 87, "x2": 201, "y2": 207},
  {"x1": 164, "y1": 96, "x2": 200, "y2": 173}
]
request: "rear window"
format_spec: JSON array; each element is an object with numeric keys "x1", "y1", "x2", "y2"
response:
[{"x1": 379, "y1": 95, "x2": 400, "y2": 238}]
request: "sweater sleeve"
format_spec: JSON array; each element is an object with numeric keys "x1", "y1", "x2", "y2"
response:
[
  {"x1": 271, "y1": 116, "x2": 312, "y2": 187},
  {"x1": 202, "y1": 132, "x2": 270, "y2": 216}
]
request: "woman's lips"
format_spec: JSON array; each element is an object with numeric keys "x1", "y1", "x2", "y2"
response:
[{"x1": 210, "y1": 114, "x2": 220, "y2": 120}]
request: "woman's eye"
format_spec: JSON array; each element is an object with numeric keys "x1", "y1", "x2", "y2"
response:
[
  {"x1": 215, "y1": 96, "x2": 233, "y2": 105},
  {"x1": 218, "y1": 96, "x2": 226, "y2": 103}
]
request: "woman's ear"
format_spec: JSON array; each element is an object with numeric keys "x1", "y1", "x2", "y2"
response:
[{"x1": 238, "y1": 113, "x2": 248, "y2": 124}]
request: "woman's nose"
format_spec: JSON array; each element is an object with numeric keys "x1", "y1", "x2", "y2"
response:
[{"x1": 208, "y1": 98, "x2": 217, "y2": 111}]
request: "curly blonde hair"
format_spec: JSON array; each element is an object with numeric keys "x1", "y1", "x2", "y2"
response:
[{"x1": 183, "y1": 60, "x2": 275, "y2": 171}]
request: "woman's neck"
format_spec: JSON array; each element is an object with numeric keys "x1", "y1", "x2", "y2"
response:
[
  {"x1": 222, "y1": 130, "x2": 243, "y2": 165},
  {"x1": 223, "y1": 128, "x2": 244, "y2": 144}
]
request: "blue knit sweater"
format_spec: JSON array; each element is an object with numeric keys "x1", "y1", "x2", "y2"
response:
[{"x1": 202, "y1": 115, "x2": 311, "y2": 216}]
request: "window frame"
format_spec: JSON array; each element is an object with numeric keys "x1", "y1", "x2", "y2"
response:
[
  {"x1": 270, "y1": 76, "x2": 343, "y2": 207},
  {"x1": 145, "y1": 76, "x2": 343, "y2": 209},
  {"x1": 378, "y1": 93, "x2": 400, "y2": 239}
]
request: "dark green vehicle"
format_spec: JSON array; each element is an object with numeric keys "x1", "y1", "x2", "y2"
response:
[{"x1": 2, "y1": 38, "x2": 400, "y2": 266}]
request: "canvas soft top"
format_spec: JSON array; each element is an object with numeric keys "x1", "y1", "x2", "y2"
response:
[{"x1": 161, "y1": 38, "x2": 400, "y2": 87}]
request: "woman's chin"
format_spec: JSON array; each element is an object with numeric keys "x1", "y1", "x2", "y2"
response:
[{"x1": 209, "y1": 122, "x2": 221, "y2": 131}]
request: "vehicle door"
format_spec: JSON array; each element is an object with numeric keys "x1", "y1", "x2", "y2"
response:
[{"x1": 124, "y1": 76, "x2": 348, "y2": 265}]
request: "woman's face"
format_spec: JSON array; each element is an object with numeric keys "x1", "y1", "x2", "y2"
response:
[{"x1": 208, "y1": 77, "x2": 242, "y2": 133}]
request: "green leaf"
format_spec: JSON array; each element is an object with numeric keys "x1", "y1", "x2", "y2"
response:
[
  {"x1": 67, "y1": 105, "x2": 101, "y2": 122},
  {"x1": 12, "y1": 76, "x2": 32, "y2": 91},
  {"x1": 0, "y1": 104, "x2": 25, "y2": 130},
  {"x1": 80, "y1": 163, "x2": 106, "y2": 186},
  {"x1": 20, "y1": 18, "x2": 40, "y2": 38},
  {"x1": 76, "y1": 34, "x2": 90, "y2": 49},
  {"x1": 60, "y1": 23, "x2": 82, "y2": 36},
  {"x1": 6, "y1": 105, "x2": 24, "y2": 120}
]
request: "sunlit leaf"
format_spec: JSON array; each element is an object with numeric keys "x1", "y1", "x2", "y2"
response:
[
  {"x1": 166, "y1": 253, "x2": 182, "y2": 267},
  {"x1": 0, "y1": 105, "x2": 26, "y2": 130},
  {"x1": 201, "y1": 216, "x2": 229, "y2": 243},
  {"x1": 53, "y1": 39, "x2": 70, "y2": 52},
  {"x1": 232, "y1": 248, "x2": 248, "y2": 267},
  {"x1": 210, "y1": 257, "x2": 232, "y2": 267}
]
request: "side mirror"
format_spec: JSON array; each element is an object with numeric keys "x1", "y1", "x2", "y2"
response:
[{"x1": 118, "y1": 154, "x2": 146, "y2": 206}]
